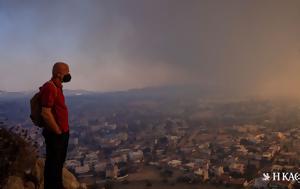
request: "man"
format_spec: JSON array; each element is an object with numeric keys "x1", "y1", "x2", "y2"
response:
[{"x1": 39, "y1": 62, "x2": 72, "y2": 189}]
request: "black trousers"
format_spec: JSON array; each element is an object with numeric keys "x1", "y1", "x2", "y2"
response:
[{"x1": 42, "y1": 129, "x2": 69, "y2": 189}]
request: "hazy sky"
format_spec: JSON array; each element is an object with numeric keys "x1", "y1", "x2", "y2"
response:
[{"x1": 0, "y1": 0, "x2": 299, "y2": 97}]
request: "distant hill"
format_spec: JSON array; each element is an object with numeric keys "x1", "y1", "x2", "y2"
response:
[
  {"x1": 0, "y1": 89, "x2": 97, "y2": 99},
  {"x1": 62, "y1": 89, "x2": 98, "y2": 96},
  {"x1": 0, "y1": 82, "x2": 245, "y2": 100},
  {"x1": 0, "y1": 90, "x2": 28, "y2": 99},
  {"x1": 0, "y1": 84, "x2": 222, "y2": 98},
  {"x1": 0, "y1": 84, "x2": 243, "y2": 125}
]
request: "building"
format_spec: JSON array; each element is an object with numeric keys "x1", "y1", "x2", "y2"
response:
[
  {"x1": 75, "y1": 164, "x2": 90, "y2": 174},
  {"x1": 94, "y1": 162, "x2": 107, "y2": 172},
  {"x1": 168, "y1": 160, "x2": 182, "y2": 168},
  {"x1": 229, "y1": 163, "x2": 245, "y2": 174},
  {"x1": 105, "y1": 164, "x2": 119, "y2": 179},
  {"x1": 128, "y1": 150, "x2": 143, "y2": 162}
]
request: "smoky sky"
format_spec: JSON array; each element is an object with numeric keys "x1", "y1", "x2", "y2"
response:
[{"x1": 0, "y1": 0, "x2": 299, "y2": 97}]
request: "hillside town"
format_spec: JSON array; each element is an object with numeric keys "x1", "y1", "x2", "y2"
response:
[{"x1": 7, "y1": 108, "x2": 300, "y2": 189}]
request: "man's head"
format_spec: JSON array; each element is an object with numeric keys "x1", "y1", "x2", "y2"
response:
[{"x1": 52, "y1": 62, "x2": 71, "y2": 83}]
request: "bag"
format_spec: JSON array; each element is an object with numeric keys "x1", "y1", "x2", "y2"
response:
[{"x1": 30, "y1": 81, "x2": 57, "y2": 127}]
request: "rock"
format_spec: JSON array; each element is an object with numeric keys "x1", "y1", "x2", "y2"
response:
[
  {"x1": 38, "y1": 180, "x2": 44, "y2": 189},
  {"x1": 4, "y1": 157, "x2": 84, "y2": 189},
  {"x1": 63, "y1": 167, "x2": 80, "y2": 189},
  {"x1": 1, "y1": 128, "x2": 84, "y2": 189},
  {"x1": 24, "y1": 181, "x2": 35, "y2": 189},
  {"x1": 32, "y1": 158, "x2": 44, "y2": 184},
  {"x1": 33, "y1": 158, "x2": 82, "y2": 189},
  {"x1": 4, "y1": 176, "x2": 24, "y2": 189},
  {"x1": 79, "y1": 183, "x2": 88, "y2": 189}
]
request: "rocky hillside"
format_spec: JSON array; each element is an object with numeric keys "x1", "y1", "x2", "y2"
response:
[{"x1": 0, "y1": 127, "x2": 87, "y2": 189}]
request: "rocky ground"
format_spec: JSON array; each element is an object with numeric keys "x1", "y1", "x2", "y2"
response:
[{"x1": 0, "y1": 127, "x2": 86, "y2": 189}]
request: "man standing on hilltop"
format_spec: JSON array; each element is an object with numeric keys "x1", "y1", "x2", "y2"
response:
[{"x1": 39, "y1": 62, "x2": 71, "y2": 189}]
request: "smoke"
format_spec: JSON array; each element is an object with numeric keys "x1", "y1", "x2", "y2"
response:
[{"x1": 0, "y1": 0, "x2": 299, "y2": 98}]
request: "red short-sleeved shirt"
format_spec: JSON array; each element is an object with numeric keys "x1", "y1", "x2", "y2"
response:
[{"x1": 39, "y1": 78, "x2": 69, "y2": 133}]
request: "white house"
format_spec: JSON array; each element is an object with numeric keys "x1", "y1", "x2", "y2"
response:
[{"x1": 75, "y1": 164, "x2": 90, "y2": 174}]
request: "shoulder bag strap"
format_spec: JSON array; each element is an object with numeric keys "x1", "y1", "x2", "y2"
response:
[{"x1": 48, "y1": 80, "x2": 58, "y2": 98}]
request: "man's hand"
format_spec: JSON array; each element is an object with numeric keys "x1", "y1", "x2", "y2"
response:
[{"x1": 41, "y1": 107, "x2": 62, "y2": 134}]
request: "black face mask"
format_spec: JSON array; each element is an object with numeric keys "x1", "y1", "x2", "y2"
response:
[{"x1": 62, "y1": 73, "x2": 72, "y2": 83}]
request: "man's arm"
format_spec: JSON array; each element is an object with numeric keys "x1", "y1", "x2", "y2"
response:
[{"x1": 41, "y1": 107, "x2": 62, "y2": 134}]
